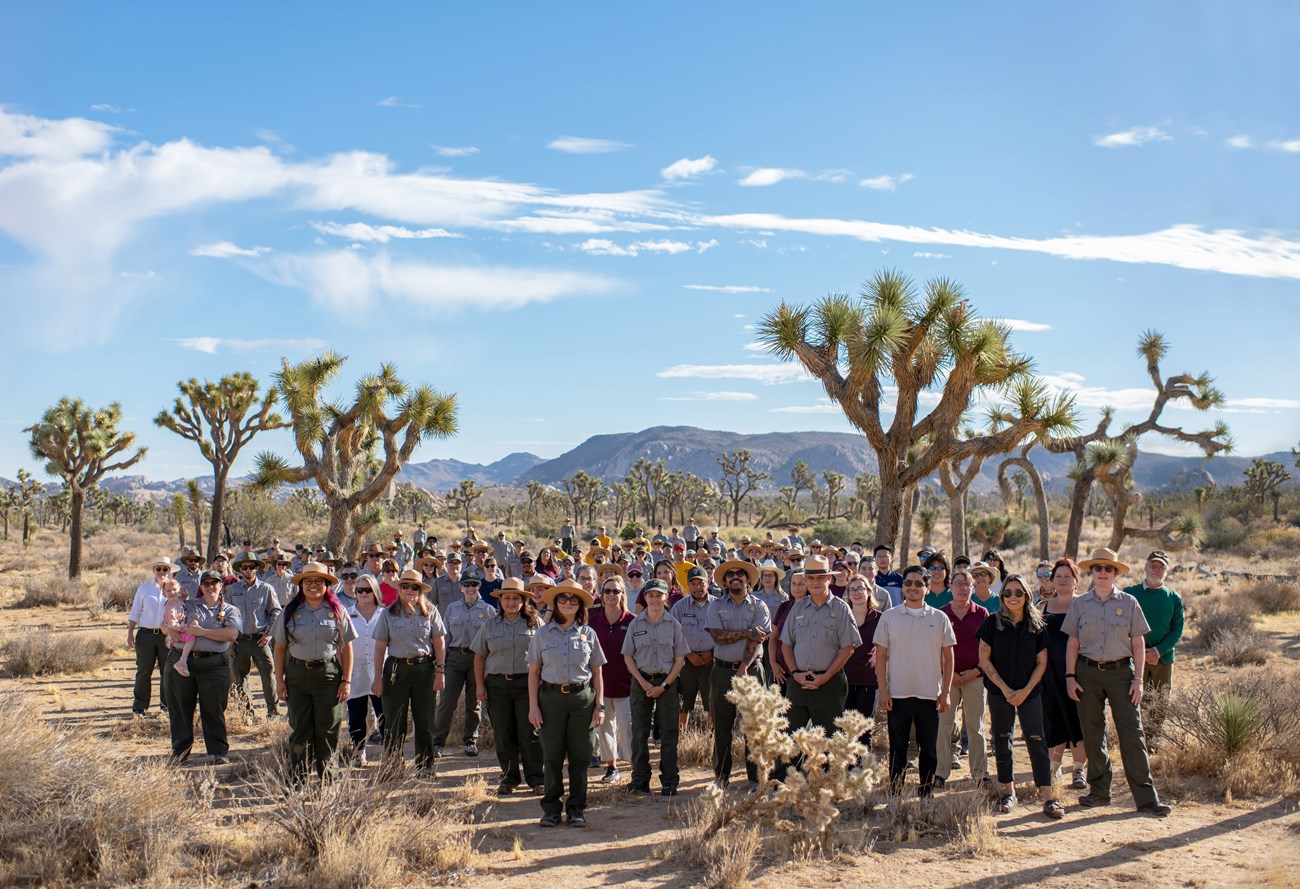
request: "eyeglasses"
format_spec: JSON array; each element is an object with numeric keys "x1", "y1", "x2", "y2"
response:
[
  {"x1": 902, "y1": 580, "x2": 926, "y2": 588},
  {"x1": 1002, "y1": 589, "x2": 1027, "y2": 598},
  {"x1": 154, "y1": 567, "x2": 170, "y2": 573},
  {"x1": 555, "y1": 594, "x2": 581, "y2": 604},
  {"x1": 1091, "y1": 565, "x2": 1117, "y2": 574},
  {"x1": 398, "y1": 583, "x2": 422, "y2": 591},
  {"x1": 200, "y1": 579, "x2": 220, "y2": 587}
]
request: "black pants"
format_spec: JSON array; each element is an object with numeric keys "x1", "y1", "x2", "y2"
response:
[
  {"x1": 132, "y1": 628, "x2": 169, "y2": 714},
  {"x1": 165, "y1": 649, "x2": 230, "y2": 759},
  {"x1": 486, "y1": 673, "x2": 543, "y2": 788},
  {"x1": 987, "y1": 693, "x2": 1052, "y2": 786},
  {"x1": 887, "y1": 697, "x2": 939, "y2": 796},
  {"x1": 381, "y1": 659, "x2": 437, "y2": 769},
  {"x1": 711, "y1": 661, "x2": 763, "y2": 784},
  {"x1": 346, "y1": 694, "x2": 385, "y2": 747},
  {"x1": 846, "y1": 683, "x2": 877, "y2": 747}
]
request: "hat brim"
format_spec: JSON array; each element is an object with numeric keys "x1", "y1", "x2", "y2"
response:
[
  {"x1": 714, "y1": 559, "x2": 760, "y2": 587},
  {"x1": 416, "y1": 558, "x2": 444, "y2": 574},
  {"x1": 1078, "y1": 558, "x2": 1130, "y2": 575},
  {"x1": 291, "y1": 569, "x2": 339, "y2": 586},
  {"x1": 758, "y1": 564, "x2": 786, "y2": 581},
  {"x1": 543, "y1": 585, "x2": 594, "y2": 609}
]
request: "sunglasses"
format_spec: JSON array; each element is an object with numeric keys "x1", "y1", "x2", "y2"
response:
[
  {"x1": 200, "y1": 579, "x2": 220, "y2": 587},
  {"x1": 902, "y1": 580, "x2": 926, "y2": 588},
  {"x1": 724, "y1": 569, "x2": 748, "y2": 578},
  {"x1": 1037, "y1": 571, "x2": 1052, "y2": 578},
  {"x1": 1002, "y1": 589, "x2": 1027, "y2": 598},
  {"x1": 340, "y1": 572, "x2": 358, "y2": 579},
  {"x1": 555, "y1": 594, "x2": 581, "y2": 604},
  {"x1": 601, "y1": 587, "x2": 621, "y2": 594},
  {"x1": 357, "y1": 586, "x2": 376, "y2": 595},
  {"x1": 398, "y1": 583, "x2": 422, "y2": 591},
  {"x1": 1091, "y1": 565, "x2": 1118, "y2": 573},
  {"x1": 154, "y1": 567, "x2": 170, "y2": 573}
]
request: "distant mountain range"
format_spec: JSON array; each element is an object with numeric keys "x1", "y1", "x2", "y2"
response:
[{"x1": 3, "y1": 426, "x2": 1286, "y2": 502}]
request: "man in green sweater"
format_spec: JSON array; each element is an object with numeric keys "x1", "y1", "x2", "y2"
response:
[{"x1": 1124, "y1": 550, "x2": 1184, "y2": 742}]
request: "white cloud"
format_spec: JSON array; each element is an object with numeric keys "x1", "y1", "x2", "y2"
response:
[
  {"x1": 739, "y1": 167, "x2": 801, "y2": 187},
  {"x1": 989, "y1": 318, "x2": 1052, "y2": 332},
  {"x1": 547, "y1": 136, "x2": 631, "y2": 154},
  {"x1": 742, "y1": 342, "x2": 768, "y2": 351},
  {"x1": 1226, "y1": 134, "x2": 1254, "y2": 150},
  {"x1": 1039, "y1": 372, "x2": 1159, "y2": 411},
  {"x1": 189, "y1": 241, "x2": 272, "y2": 258},
  {"x1": 433, "y1": 145, "x2": 479, "y2": 157},
  {"x1": 90, "y1": 104, "x2": 132, "y2": 114},
  {"x1": 1266, "y1": 138, "x2": 1300, "y2": 153},
  {"x1": 860, "y1": 172, "x2": 914, "y2": 191},
  {"x1": 176, "y1": 337, "x2": 327, "y2": 354},
  {"x1": 661, "y1": 155, "x2": 716, "y2": 180},
  {"x1": 249, "y1": 248, "x2": 616, "y2": 313},
  {"x1": 683, "y1": 284, "x2": 772, "y2": 293},
  {"x1": 0, "y1": 108, "x2": 118, "y2": 159},
  {"x1": 1228, "y1": 397, "x2": 1300, "y2": 409},
  {"x1": 1093, "y1": 126, "x2": 1171, "y2": 148},
  {"x1": 376, "y1": 96, "x2": 422, "y2": 108},
  {"x1": 913, "y1": 251, "x2": 950, "y2": 259},
  {"x1": 656, "y1": 363, "x2": 811, "y2": 384},
  {"x1": 310, "y1": 221, "x2": 461, "y2": 242},
  {"x1": 575, "y1": 238, "x2": 716, "y2": 256},
  {"x1": 659, "y1": 391, "x2": 759, "y2": 402},
  {"x1": 741, "y1": 238, "x2": 768, "y2": 249}
]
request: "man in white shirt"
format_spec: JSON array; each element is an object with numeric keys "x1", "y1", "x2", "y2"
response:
[{"x1": 127, "y1": 557, "x2": 175, "y2": 716}]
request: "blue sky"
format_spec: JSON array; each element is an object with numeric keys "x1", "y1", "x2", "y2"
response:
[{"x1": 1, "y1": 3, "x2": 1297, "y2": 485}]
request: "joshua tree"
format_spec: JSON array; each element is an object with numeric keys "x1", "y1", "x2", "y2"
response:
[
  {"x1": 1244, "y1": 458, "x2": 1291, "y2": 503},
  {"x1": 445, "y1": 479, "x2": 483, "y2": 532},
  {"x1": 185, "y1": 479, "x2": 206, "y2": 549},
  {"x1": 717, "y1": 450, "x2": 771, "y2": 526},
  {"x1": 252, "y1": 354, "x2": 457, "y2": 559},
  {"x1": 790, "y1": 460, "x2": 816, "y2": 510},
  {"x1": 821, "y1": 470, "x2": 846, "y2": 521},
  {"x1": 170, "y1": 493, "x2": 187, "y2": 549},
  {"x1": 15, "y1": 469, "x2": 45, "y2": 547},
  {"x1": 759, "y1": 271, "x2": 1077, "y2": 550},
  {"x1": 996, "y1": 442, "x2": 1052, "y2": 560},
  {"x1": 916, "y1": 507, "x2": 940, "y2": 547},
  {"x1": 26, "y1": 398, "x2": 147, "y2": 578}
]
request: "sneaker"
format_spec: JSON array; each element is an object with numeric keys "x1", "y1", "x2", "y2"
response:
[
  {"x1": 173, "y1": 661, "x2": 190, "y2": 677},
  {"x1": 212, "y1": 755, "x2": 231, "y2": 766},
  {"x1": 1078, "y1": 793, "x2": 1111, "y2": 808},
  {"x1": 950, "y1": 755, "x2": 961, "y2": 770},
  {"x1": 1137, "y1": 801, "x2": 1172, "y2": 817},
  {"x1": 464, "y1": 742, "x2": 479, "y2": 757},
  {"x1": 131, "y1": 710, "x2": 145, "y2": 719},
  {"x1": 661, "y1": 786, "x2": 679, "y2": 797},
  {"x1": 997, "y1": 795, "x2": 1016, "y2": 814},
  {"x1": 1071, "y1": 767, "x2": 1088, "y2": 790},
  {"x1": 539, "y1": 813, "x2": 560, "y2": 827},
  {"x1": 1043, "y1": 800, "x2": 1065, "y2": 820},
  {"x1": 629, "y1": 782, "x2": 652, "y2": 794},
  {"x1": 566, "y1": 812, "x2": 587, "y2": 827},
  {"x1": 601, "y1": 765, "x2": 620, "y2": 783}
]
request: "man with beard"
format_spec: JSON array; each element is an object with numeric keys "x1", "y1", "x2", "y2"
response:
[
  {"x1": 431, "y1": 552, "x2": 465, "y2": 615},
  {"x1": 174, "y1": 547, "x2": 204, "y2": 598},
  {"x1": 705, "y1": 558, "x2": 770, "y2": 789},
  {"x1": 672, "y1": 566, "x2": 716, "y2": 731}
]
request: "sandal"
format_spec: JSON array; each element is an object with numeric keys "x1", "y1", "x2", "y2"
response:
[
  {"x1": 1043, "y1": 799, "x2": 1065, "y2": 819},
  {"x1": 997, "y1": 795, "x2": 1017, "y2": 814}
]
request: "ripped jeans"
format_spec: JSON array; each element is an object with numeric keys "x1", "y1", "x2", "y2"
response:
[{"x1": 987, "y1": 693, "x2": 1053, "y2": 787}]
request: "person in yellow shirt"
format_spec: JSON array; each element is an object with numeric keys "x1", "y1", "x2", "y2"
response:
[
  {"x1": 595, "y1": 525, "x2": 613, "y2": 550},
  {"x1": 669, "y1": 543, "x2": 696, "y2": 591}
]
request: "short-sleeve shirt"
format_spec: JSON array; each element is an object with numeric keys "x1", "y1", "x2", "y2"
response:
[
  {"x1": 471, "y1": 614, "x2": 537, "y2": 675},
  {"x1": 671, "y1": 594, "x2": 716, "y2": 653},
  {"x1": 874, "y1": 604, "x2": 956, "y2": 700},
  {"x1": 779, "y1": 595, "x2": 862, "y2": 672},
  {"x1": 621, "y1": 610, "x2": 689, "y2": 675},
  {"x1": 941, "y1": 601, "x2": 990, "y2": 673},
  {"x1": 527, "y1": 621, "x2": 607, "y2": 684},
  {"x1": 976, "y1": 614, "x2": 1047, "y2": 699},
  {"x1": 272, "y1": 601, "x2": 357, "y2": 661},
  {"x1": 185, "y1": 599, "x2": 243, "y2": 653},
  {"x1": 173, "y1": 567, "x2": 202, "y2": 598},
  {"x1": 589, "y1": 608, "x2": 636, "y2": 697},
  {"x1": 876, "y1": 571, "x2": 904, "y2": 608},
  {"x1": 704, "y1": 594, "x2": 771, "y2": 662},
  {"x1": 1061, "y1": 590, "x2": 1150, "y2": 662},
  {"x1": 753, "y1": 587, "x2": 787, "y2": 620},
  {"x1": 226, "y1": 579, "x2": 282, "y2": 633},
  {"x1": 430, "y1": 574, "x2": 461, "y2": 615},
  {"x1": 444, "y1": 596, "x2": 497, "y2": 648},
  {"x1": 373, "y1": 605, "x2": 447, "y2": 658}
]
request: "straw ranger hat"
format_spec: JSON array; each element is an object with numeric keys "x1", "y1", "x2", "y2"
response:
[
  {"x1": 597, "y1": 562, "x2": 626, "y2": 580},
  {"x1": 713, "y1": 559, "x2": 760, "y2": 587},
  {"x1": 416, "y1": 555, "x2": 444, "y2": 574},
  {"x1": 291, "y1": 561, "x2": 339, "y2": 586},
  {"x1": 756, "y1": 558, "x2": 786, "y2": 581},
  {"x1": 802, "y1": 555, "x2": 833, "y2": 576},
  {"x1": 395, "y1": 568, "x2": 432, "y2": 594},
  {"x1": 742, "y1": 543, "x2": 765, "y2": 560},
  {"x1": 1078, "y1": 547, "x2": 1131, "y2": 575},
  {"x1": 496, "y1": 577, "x2": 527, "y2": 598},
  {"x1": 524, "y1": 574, "x2": 555, "y2": 592},
  {"x1": 151, "y1": 556, "x2": 176, "y2": 572},
  {"x1": 543, "y1": 577, "x2": 593, "y2": 610}
]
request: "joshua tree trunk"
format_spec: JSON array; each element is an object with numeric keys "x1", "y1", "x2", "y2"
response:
[
  {"x1": 68, "y1": 490, "x2": 85, "y2": 579},
  {"x1": 898, "y1": 484, "x2": 918, "y2": 566}
]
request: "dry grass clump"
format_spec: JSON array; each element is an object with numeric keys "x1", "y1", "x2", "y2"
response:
[
  {"x1": 1211, "y1": 628, "x2": 1273, "y2": 666},
  {"x1": 97, "y1": 571, "x2": 139, "y2": 611},
  {"x1": 82, "y1": 541, "x2": 130, "y2": 571},
  {"x1": 15, "y1": 572, "x2": 95, "y2": 608},
  {"x1": 1160, "y1": 665, "x2": 1300, "y2": 798},
  {"x1": 1243, "y1": 578, "x2": 1300, "y2": 614},
  {"x1": 0, "y1": 630, "x2": 117, "y2": 676},
  {"x1": 1189, "y1": 599, "x2": 1255, "y2": 650},
  {"x1": 0, "y1": 692, "x2": 197, "y2": 886}
]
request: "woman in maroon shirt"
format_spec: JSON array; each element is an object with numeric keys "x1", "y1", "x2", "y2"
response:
[
  {"x1": 843, "y1": 574, "x2": 882, "y2": 747},
  {"x1": 589, "y1": 575, "x2": 635, "y2": 782}
]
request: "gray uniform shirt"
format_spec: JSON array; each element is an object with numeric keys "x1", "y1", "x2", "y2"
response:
[
  {"x1": 185, "y1": 599, "x2": 243, "y2": 653},
  {"x1": 753, "y1": 586, "x2": 787, "y2": 620},
  {"x1": 527, "y1": 621, "x2": 607, "y2": 684},
  {"x1": 430, "y1": 574, "x2": 462, "y2": 614},
  {"x1": 779, "y1": 594, "x2": 862, "y2": 672},
  {"x1": 471, "y1": 614, "x2": 537, "y2": 675},
  {"x1": 373, "y1": 606, "x2": 447, "y2": 659},
  {"x1": 704, "y1": 594, "x2": 772, "y2": 663},
  {"x1": 272, "y1": 601, "x2": 357, "y2": 661},
  {"x1": 671, "y1": 594, "x2": 716, "y2": 653},
  {"x1": 621, "y1": 610, "x2": 689, "y2": 675},
  {"x1": 1062, "y1": 589, "x2": 1151, "y2": 662},
  {"x1": 444, "y1": 596, "x2": 497, "y2": 648},
  {"x1": 174, "y1": 567, "x2": 202, "y2": 598},
  {"x1": 226, "y1": 579, "x2": 282, "y2": 634},
  {"x1": 261, "y1": 570, "x2": 293, "y2": 601}
]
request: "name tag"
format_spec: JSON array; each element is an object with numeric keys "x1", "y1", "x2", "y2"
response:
[
  {"x1": 572, "y1": 640, "x2": 581, "y2": 650},
  {"x1": 634, "y1": 630, "x2": 648, "y2": 636}
]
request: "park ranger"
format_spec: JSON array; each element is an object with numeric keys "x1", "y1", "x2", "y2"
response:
[
  {"x1": 671, "y1": 566, "x2": 715, "y2": 731},
  {"x1": 705, "y1": 558, "x2": 771, "y2": 789},
  {"x1": 174, "y1": 547, "x2": 204, "y2": 597},
  {"x1": 779, "y1": 555, "x2": 861, "y2": 736},
  {"x1": 622, "y1": 579, "x2": 689, "y2": 795},
  {"x1": 433, "y1": 574, "x2": 497, "y2": 757},
  {"x1": 227, "y1": 550, "x2": 283, "y2": 718},
  {"x1": 430, "y1": 552, "x2": 464, "y2": 614}
]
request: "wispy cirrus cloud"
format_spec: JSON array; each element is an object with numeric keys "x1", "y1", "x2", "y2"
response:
[
  {"x1": 661, "y1": 155, "x2": 717, "y2": 180},
  {"x1": 311, "y1": 221, "x2": 462, "y2": 242},
  {"x1": 738, "y1": 167, "x2": 849, "y2": 187},
  {"x1": 548, "y1": 135, "x2": 632, "y2": 154},
  {"x1": 0, "y1": 107, "x2": 119, "y2": 159},
  {"x1": 90, "y1": 103, "x2": 133, "y2": 114},
  {"x1": 176, "y1": 336, "x2": 327, "y2": 354},
  {"x1": 376, "y1": 96, "x2": 422, "y2": 108},
  {"x1": 659, "y1": 391, "x2": 759, "y2": 402},
  {"x1": 1093, "y1": 126, "x2": 1171, "y2": 148},
  {"x1": 1226, "y1": 134, "x2": 1254, "y2": 150},
  {"x1": 189, "y1": 241, "x2": 272, "y2": 258},
  {"x1": 432, "y1": 145, "x2": 479, "y2": 157},
  {"x1": 989, "y1": 318, "x2": 1052, "y2": 332},
  {"x1": 913, "y1": 251, "x2": 950, "y2": 259},
  {"x1": 860, "y1": 172, "x2": 914, "y2": 191},
  {"x1": 656, "y1": 363, "x2": 811, "y2": 384},
  {"x1": 575, "y1": 238, "x2": 717, "y2": 256},
  {"x1": 683, "y1": 284, "x2": 772, "y2": 293}
]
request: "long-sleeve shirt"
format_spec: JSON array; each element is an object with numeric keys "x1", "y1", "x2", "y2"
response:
[
  {"x1": 128, "y1": 580, "x2": 168, "y2": 629},
  {"x1": 1124, "y1": 582, "x2": 1185, "y2": 664}
]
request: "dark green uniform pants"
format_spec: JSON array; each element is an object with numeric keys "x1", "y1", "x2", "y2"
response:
[
  {"x1": 774, "y1": 671, "x2": 848, "y2": 781},
  {"x1": 381, "y1": 658, "x2": 437, "y2": 769},
  {"x1": 538, "y1": 684, "x2": 596, "y2": 816},
  {"x1": 165, "y1": 649, "x2": 230, "y2": 758},
  {"x1": 631, "y1": 678, "x2": 680, "y2": 789},
  {"x1": 1142, "y1": 660, "x2": 1173, "y2": 741},
  {"x1": 230, "y1": 635, "x2": 279, "y2": 715},
  {"x1": 433, "y1": 648, "x2": 481, "y2": 746},
  {"x1": 711, "y1": 660, "x2": 764, "y2": 785},
  {"x1": 285, "y1": 658, "x2": 344, "y2": 778},
  {"x1": 1077, "y1": 659, "x2": 1158, "y2": 806},
  {"x1": 487, "y1": 673, "x2": 543, "y2": 787},
  {"x1": 132, "y1": 628, "x2": 169, "y2": 714}
]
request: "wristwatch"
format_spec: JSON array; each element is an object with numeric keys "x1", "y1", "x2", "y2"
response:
[{"x1": 1065, "y1": 673, "x2": 1076, "y2": 679}]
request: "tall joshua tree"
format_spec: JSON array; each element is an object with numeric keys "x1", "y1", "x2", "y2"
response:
[
  {"x1": 759, "y1": 271, "x2": 1077, "y2": 549},
  {"x1": 252, "y1": 354, "x2": 457, "y2": 559},
  {"x1": 155, "y1": 372, "x2": 287, "y2": 563},
  {"x1": 26, "y1": 398, "x2": 146, "y2": 578}
]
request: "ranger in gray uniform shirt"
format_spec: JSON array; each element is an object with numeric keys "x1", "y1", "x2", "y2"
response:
[
  {"x1": 622, "y1": 580, "x2": 689, "y2": 795},
  {"x1": 227, "y1": 552, "x2": 283, "y2": 717},
  {"x1": 472, "y1": 577, "x2": 544, "y2": 793},
  {"x1": 1064, "y1": 548, "x2": 1170, "y2": 817},
  {"x1": 433, "y1": 575, "x2": 497, "y2": 756},
  {"x1": 174, "y1": 548, "x2": 204, "y2": 598},
  {"x1": 671, "y1": 570, "x2": 716, "y2": 730},
  {"x1": 704, "y1": 559, "x2": 771, "y2": 787},
  {"x1": 430, "y1": 554, "x2": 465, "y2": 615},
  {"x1": 779, "y1": 555, "x2": 861, "y2": 738},
  {"x1": 373, "y1": 570, "x2": 447, "y2": 774}
]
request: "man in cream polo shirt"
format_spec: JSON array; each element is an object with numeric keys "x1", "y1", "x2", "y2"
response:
[{"x1": 874, "y1": 564, "x2": 955, "y2": 797}]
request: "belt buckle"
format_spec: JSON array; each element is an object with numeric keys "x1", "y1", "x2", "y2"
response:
[
  {"x1": 503, "y1": 674, "x2": 514, "y2": 681},
  {"x1": 560, "y1": 683, "x2": 572, "y2": 694}
]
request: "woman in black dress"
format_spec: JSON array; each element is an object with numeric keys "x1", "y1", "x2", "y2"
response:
[{"x1": 1039, "y1": 557, "x2": 1088, "y2": 790}]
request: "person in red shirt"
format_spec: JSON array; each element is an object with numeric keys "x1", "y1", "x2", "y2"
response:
[{"x1": 935, "y1": 566, "x2": 989, "y2": 788}]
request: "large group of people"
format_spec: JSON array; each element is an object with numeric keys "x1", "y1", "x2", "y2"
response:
[{"x1": 127, "y1": 519, "x2": 1182, "y2": 824}]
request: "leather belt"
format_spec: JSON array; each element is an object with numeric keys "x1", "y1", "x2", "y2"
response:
[
  {"x1": 641, "y1": 672, "x2": 670, "y2": 684},
  {"x1": 290, "y1": 656, "x2": 336, "y2": 669},
  {"x1": 714, "y1": 659, "x2": 743, "y2": 670},
  {"x1": 543, "y1": 681, "x2": 589, "y2": 694},
  {"x1": 191, "y1": 650, "x2": 223, "y2": 659},
  {"x1": 449, "y1": 646, "x2": 473, "y2": 654},
  {"x1": 391, "y1": 655, "x2": 432, "y2": 665},
  {"x1": 1081, "y1": 656, "x2": 1132, "y2": 670},
  {"x1": 138, "y1": 627, "x2": 163, "y2": 634}
]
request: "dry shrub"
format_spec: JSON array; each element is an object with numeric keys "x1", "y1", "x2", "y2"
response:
[
  {"x1": 879, "y1": 788, "x2": 992, "y2": 845},
  {"x1": 1211, "y1": 628, "x2": 1273, "y2": 666},
  {"x1": 0, "y1": 630, "x2": 117, "y2": 676},
  {"x1": 1244, "y1": 578, "x2": 1300, "y2": 614},
  {"x1": 98, "y1": 571, "x2": 139, "y2": 610},
  {"x1": 83, "y1": 541, "x2": 129, "y2": 571},
  {"x1": 15, "y1": 572, "x2": 94, "y2": 608},
  {"x1": 1190, "y1": 600, "x2": 1254, "y2": 649},
  {"x1": 0, "y1": 692, "x2": 196, "y2": 886},
  {"x1": 680, "y1": 722, "x2": 717, "y2": 768},
  {"x1": 702, "y1": 824, "x2": 760, "y2": 889}
]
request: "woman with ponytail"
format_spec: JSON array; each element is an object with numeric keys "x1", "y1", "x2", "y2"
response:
[{"x1": 272, "y1": 560, "x2": 357, "y2": 779}]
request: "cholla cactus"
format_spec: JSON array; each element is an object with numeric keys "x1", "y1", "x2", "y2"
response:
[{"x1": 698, "y1": 676, "x2": 878, "y2": 849}]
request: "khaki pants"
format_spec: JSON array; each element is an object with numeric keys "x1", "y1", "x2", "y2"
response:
[{"x1": 937, "y1": 679, "x2": 987, "y2": 780}]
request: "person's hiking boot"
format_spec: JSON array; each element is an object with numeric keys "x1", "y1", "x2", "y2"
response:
[
  {"x1": 464, "y1": 741, "x2": 479, "y2": 757},
  {"x1": 1137, "y1": 801, "x2": 1172, "y2": 817},
  {"x1": 1071, "y1": 767, "x2": 1088, "y2": 790},
  {"x1": 1078, "y1": 793, "x2": 1111, "y2": 808},
  {"x1": 539, "y1": 813, "x2": 560, "y2": 827}
]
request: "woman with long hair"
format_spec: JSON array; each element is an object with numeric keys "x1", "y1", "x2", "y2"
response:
[
  {"x1": 345, "y1": 575, "x2": 386, "y2": 765},
  {"x1": 589, "y1": 575, "x2": 635, "y2": 783},
  {"x1": 843, "y1": 573, "x2": 882, "y2": 747},
  {"x1": 982, "y1": 549, "x2": 1008, "y2": 595},
  {"x1": 473, "y1": 577, "x2": 545, "y2": 794},
  {"x1": 977, "y1": 573, "x2": 1061, "y2": 818},
  {"x1": 1041, "y1": 557, "x2": 1088, "y2": 789},
  {"x1": 272, "y1": 560, "x2": 356, "y2": 779},
  {"x1": 923, "y1": 553, "x2": 952, "y2": 609},
  {"x1": 372, "y1": 568, "x2": 447, "y2": 776},
  {"x1": 528, "y1": 578, "x2": 607, "y2": 827},
  {"x1": 165, "y1": 569, "x2": 242, "y2": 764}
]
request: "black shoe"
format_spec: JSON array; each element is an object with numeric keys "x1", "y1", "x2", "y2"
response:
[
  {"x1": 539, "y1": 813, "x2": 560, "y2": 827},
  {"x1": 629, "y1": 782, "x2": 652, "y2": 794},
  {"x1": 212, "y1": 755, "x2": 231, "y2": 766},
  {"x1": 496, "y1": 781, "x2": 516, "y2": 795},
  {"x1": 567, "y1": 812, "x2": 587, "y2": 827},
  {"x1": 1137, "y1": 801, "x2": 1172, "y2": 817},
  {"x1": 1078, "y1": 793, "x2": 1111, "y2": 808},
  {"x1": 464, "y1": 742, "x2": 479, "y2": 757},
  {"x1": 531, "y1": 784, "x2": 546, "y2": 794},
  {"x1": 661, "y1": 786, "x2": 679, "y2": 796},
  {"x1": 933, "y1": 776, "x2": 946, "y2": 789},
  {"x1": 601, "y1": 765, "x2": 620, "y2": 783}
]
